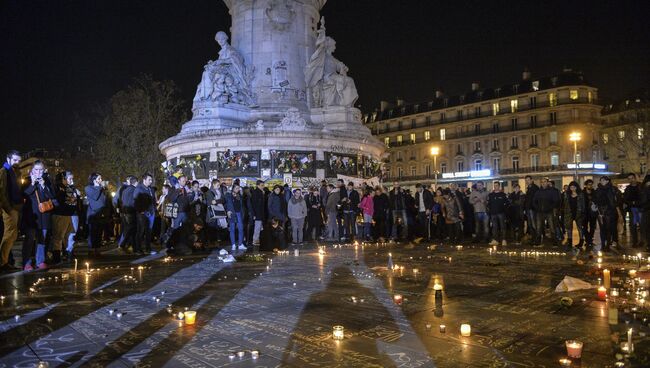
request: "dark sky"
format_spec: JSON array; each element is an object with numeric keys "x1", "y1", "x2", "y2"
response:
[{"x1": 1, "y1": 0, "x2": 648, "y2": 154}]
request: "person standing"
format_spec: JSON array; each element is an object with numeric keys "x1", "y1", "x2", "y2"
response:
[
  {"x1": 0, "y1": 150, "x2": 22, "y2": 271},
  {"x1": 359, "y1": 188, "x2": 375, "y2": 241},
  {"x1": 157, "y1": 184, "x2": 171, "y2": 243},
  {"x1": 414, "y1": 183, "x2": 433, "y2": 240},
  {"x1": 267, "y1": 185, "x2": 286, "y2": 225},
  {"x1": 561, "y1": 181, "x2": 585, "y2": 253},
  {"x1": 85, "y1": 173, "x2": 108, "y2": 257},
  {"x1": 507, "y1": 184, "x2": 525, "y2": 243},
  {"x1": 51, "y1": 171, "x2": 81, "y2": 263},
  {"x1": 226, "y1": 184, "x2": 247, "y2": 251},
  {"x1": 639, "y1": 175, "x2": 650, "y2": 251},
  {"x1": 134, "y1": 173, "x2": 156, "y2": 255},
  {"x1": 249, "y1": 180, "x2": 266, "y2": 246},
  {"x1": 524, "y1": 175, "x2": 539, "y2": 240},
  {"x1": 113, "y1": 177, "x2": 132, "y2": 248},
  {"x1": 119, "y1": 176, "x2": 138, "y2": 253},
  {"x1": 372, "y1": 186, "x2": 389, "y2": 241},
  {"x1": 487, "y1": 182, "x2": 509, "y2": 246},
  {"x1": 594, "y1": 176, "x2": 622, "y2": 251},
  {"x1": 324, "y1": 184, "x2": 340, "y2": 241},
  {"x1": 22, "y1": 161, "x2": 57, "y2": 270},
  {"x1": 305, "y1": 186, "x2": 322, "y2": 241},
  {"x1": 623, "y1": 173, "x2": 642, "y2": 247},
  {"x1": 342, "y1": 182, "x2": 360, "y2": 241},
  {"x1": 287, "y1": 189, "x2": 308, "y2": 246},
  {"x1": 532, "y1": 178, "x2": 560, "y2": 246},
  {"x1": 469, "y1": 181, "x2": 489, "y2": 243},
  {"x1": 168, "y1": 175, "x2": 191, "y2": 229},
  {"x1": 389, "y1": 182, "x2": 408, "y2": 241},
  {"x1": 441, "y1": 189, "x2": 464, "y2": 243}
]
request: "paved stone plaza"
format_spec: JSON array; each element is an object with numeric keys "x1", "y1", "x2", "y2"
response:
[{"x1": 0, "y1": 240, "x2": 648, "y2": 367}]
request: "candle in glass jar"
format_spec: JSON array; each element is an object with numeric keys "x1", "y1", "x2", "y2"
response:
[
  {"x1": 565, "y1": 340, "x2": 583, "y2": 359},
  {"x1": 460, "y1": 324, "x2": 471, "y2": 337},
  {"x1": 559, "y1": 358, "x2": 572, "y2": 367},
  {"x1": 332, "y1": 325, "x2": 344, "y2": 340},
  {"x1": 177, "y1": 312, "x2": 184, "y2": 320},
  {"x1": 629, "y1": 269, "x2": 637, "y2": 278},
  {"x1": 393, "y1": 294, "x2": 403, "y2": 305},
  {"x1": 598, "y1": 286, "x2": 607, "y2": 301},
  {"x1": 603, "y1": 269, "x2": 610, "y2": 289},
  {"x1": 184, "y1": 311, "x2": 196, "y2": 325},
  {"x1": 439, "y1": 324, "x2": 446, "y2": 333},
  {"x1": 251, "y1": 350, "x2": 259, "y2": 359}
]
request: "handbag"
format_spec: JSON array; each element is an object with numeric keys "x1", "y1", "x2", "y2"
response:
[{"x1": 35, "y1": 189, "x2": 54, "y2": 213}]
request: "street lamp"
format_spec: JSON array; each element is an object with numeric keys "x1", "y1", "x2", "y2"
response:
[
  {"x1": 569, "y1": 132, "x2": 581, "y2": 181},
  {"x1": 431, "y1": 146, "x2": 440, "y2": 189}
]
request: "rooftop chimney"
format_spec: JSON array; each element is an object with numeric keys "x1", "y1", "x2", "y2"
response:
[
  {"x1": 522, "y1": 68, "x2": 531, "y2": 81},
  {"x1": 380, "y1": 100, "x2": 391, "y2": 112},
  {"x1": 471, "y1": 82, "x2": 480, "y2": 91},
  {"x1": 396, "y1": 98, "x2": 405, "y2": 107},
  {"x1": 435, "y1": 90, "x2": 444, "y2": 98}
]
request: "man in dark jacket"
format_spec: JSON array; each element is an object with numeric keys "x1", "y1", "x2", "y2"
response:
[
  {"x1": 85, "y1": 173, "x2": 108, "y2": 257},
  {"x1": 623, "y1": 173, "x2": 641, "y2": 247},
  {"x1": 114, "y1": 176, "x2": 132, "y2": 248},
  {"x1": 134, "y1": 173, "x2": 156, "y2": 255},
  {"x1": 119, "y1": 176, "x2": 138, "y2": 253},
  {"x1": 250, "y1": 180, "x2": 266, "y2": 246},
  {"x1": 532, "y1": 177, "x2": 560, "y2": 246},
  {"x1": 373, "y1": 186, "x2": 390, "y2": 240},
  {"x1": 0, "y1": 150, "x2": 22, "y2": 271},
  {"x1": 594, "y1": 176, "x2": 622, "y2": 251},
  {"x1": 488, "y1": 182, "x2": 510, "y2": 246},
  {"x1": 389, "y1": 181, "x2": 408, "y2": 240},
  {"x1": 341, "y1": 182, "x2": 360, "y2": 241},
  {"x1": 524, "y1": 175, "x2": 539, "y2": 240},
  {"x1": 507, "y1": 184, "x2": 525, "y2": 243},
  {"x1": 639, "y1": 175, "x2": 650, "y2": 251},
  {"x1": 414, "y1": 183, "x2": 434, "y2": 239},
  {"x1": 168, "y1": 175, "x2": 191, "y2": 230},
  {"x1": 582, "y1": 179, "x2": 599, "y2": 251}
]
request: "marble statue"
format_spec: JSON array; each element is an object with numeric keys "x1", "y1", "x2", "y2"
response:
[
  {"x1": 305, "y1": 17, "x2": 358, "y2": 108},
  {"x1": 194, "y1": 31, "x2": 255, "y2": 105},
  {"x1": 278, "y1": 108, "x2": 307, "y2": 131}
]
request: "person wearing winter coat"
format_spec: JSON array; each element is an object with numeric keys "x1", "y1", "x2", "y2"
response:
[
  {"x1": 134, "y1": 173, "x2": 157, "y2": 255},
  {"x1": 324, "y1": 184, "x2": 340, "y2": 241},
  {"x1": 532, "y1": 178, "x2": 561, "y2": 246},
  {"x1": 561, "y1": 181, "x2": 585, "y2": 252},
  {"x1": 594, "y1": 176, "x2": 623, "y2": 251},
  {"x1": 638, "y1": 174, "x2": 650, "y2": 251},
  {"x1": 267, "y1": 185, "x2": 286, "y2": 224},
  {"x1": 468, "y1": 181, "x2": 489, "y2": 242},
  {"x1": 22, "y1": 161, "x2": 58, "y2": 270},
  {"x1": 359, "y1": 189, "x2": 375, "y2": 241},
  {"x1": 226, "y1": 184, "x2": 247, "y2": 251},
  {"x1": 441, "y1": 189, "x2": 464, "y2": 243},
  {"x1": 304, "y1": 187, "x2": 322, "y2": 241},
  {"x1": 287, "y1": 189, "x2": 308, "y2": 245},
  {"x1": 487, "y1": 182, "x2": 510, "y2": 246},
  {"x1": 414, "y1": 184, "x2": 434, "y2": 240},
  {"x1": 389, "y1": 182, "x2": 408, "y2": 240},
  {"x1": 51, "y1": 170, "x2": 81, "y2": 263},
  {"x1": 372, "y1": 186, "x2": 389, "y2": 241},
  {"x1": 623, "y1": 173, "x2": 642, "y2": 247},
  {"x1": 249, "y1": 180, "x2": 266, "y2": 246},
  {"x1": 524, "y1": 175, "x2": 540, "y2": 239},
  {"x1": 85, "y1": 172, "x2": 108, "y2": 257},
  {"x1": 507, "y1": 184, "x2": 525, "y2": 243}
]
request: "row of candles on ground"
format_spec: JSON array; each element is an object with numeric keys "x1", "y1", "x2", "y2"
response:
[{"x1": 331, "y1": 323, "x2": 472, "y2": 341}]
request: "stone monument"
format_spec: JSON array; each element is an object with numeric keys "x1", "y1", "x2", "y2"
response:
[{"x1": 160, "y1": 0, "x2": 384, "y2": 183}]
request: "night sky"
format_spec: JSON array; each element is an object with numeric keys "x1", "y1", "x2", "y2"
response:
[{"x1": 1, "y1": 0, "x2": 648, "y2": 154}]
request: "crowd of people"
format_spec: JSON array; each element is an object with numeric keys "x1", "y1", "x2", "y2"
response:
[{"x1": 1, "y1": 148, "x2": 649, "y2": 273}]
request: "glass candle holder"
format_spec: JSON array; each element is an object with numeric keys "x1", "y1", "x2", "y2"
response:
[
  {"x1": 565, "y1": 340, "x2": 583, "y2": 359},
  {"x1": 333, "y1": 325, "x2": 344, "y2": 340},
  {"x1": 393, "y1": 294, "x2": 403, "y2": 305},
  {"x1": 460, "y1": 324, "x2": 471, "y2": 337},
  {"x1": 184, "y1": 311, "x2": 196, "y2": 325}
]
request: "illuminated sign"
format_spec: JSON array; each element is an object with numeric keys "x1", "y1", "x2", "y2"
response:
[
  {"x1": 442, "y1": 169, "x2": 492, "y2": 179},
  {"x1": 567, "y1": 163, "x2": 607, "y2": 170}
]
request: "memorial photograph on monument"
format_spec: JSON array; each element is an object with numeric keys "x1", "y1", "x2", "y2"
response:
[
  {"x1": 361, "y1": 155, "x2": 383, "y2": 178},
  {"x1": 271, "y1": 150, "x2": 316, "y2": 177},
  {"x1": 216, "y1": 149, "x2": 260, "y2": 177},
  {"x1": 325, "y1": 152, "x2": 358, "y2": 177},
  {"x1": 179, "y1": 153, "x2": 209, "y2": 180}
]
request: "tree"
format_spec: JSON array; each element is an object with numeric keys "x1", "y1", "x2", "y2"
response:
[{"x1": 78, "y1": 75, "x2": 187, "y2": 185}]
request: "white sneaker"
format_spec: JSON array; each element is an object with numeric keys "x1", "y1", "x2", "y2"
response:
[
  {"x1": 238, "y1": 244, "x2": 247, "y2": 250},
  {"x1": 489, "y1": 240, "x2": 499, "y2": 246},
  {"x1": 501, "y1": 240, "x2": 507, "y2": 246},
  {"x1": 219, "y1": 249, "x2": 229, "y2": 256},
  {"x1": 231, "y1": 244, "x2": 237, "y2": 251}
]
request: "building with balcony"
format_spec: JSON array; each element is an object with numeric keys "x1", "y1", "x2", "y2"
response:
[
  {"x1": 600, "y1": 89, "x2": 649, "y2": 180},
  {"x1": 363, "y1": 69, "x2": 611, "y2": 189}
]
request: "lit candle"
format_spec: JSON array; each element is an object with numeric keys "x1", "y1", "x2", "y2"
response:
[
  {"x1": 184, "y1": 311, "x2": 196, "y2": 325},
  {"x1": 597, "y1": 286, "x2": 607, "y2": 301},
  {"x1": 294, "y1": 249, "x2": 299, "y2": 256},
  {"x1": 559, "y1": 358, "x2": 572, "y2": 367},
  {"x1": 603, "y1": 269, "x2": 611, "y2": 289},
  {"x1": 393, "y1": 294, "x2": 403, "y2": 305},
  {"x1": 439, "y1": 324, "x2": 446, "y2": 333},
  {"x1": 74, "y1": 259, "x2": 78, "y2": 273},
  {"x1": 629, "y1": 269, "x2": 637, "y2": 278},
  {"x1": 177, "y1": 312, "x2": 184, "y2": 320},
  {"x1": 333, "y1": 325, "x2": 344, "y2": 340},
  {"x1": 627, "y1": 328, "x2": 634, "y2": 353},
  {"x1": 425, "y1": 323, "x2": 431, "y2": 330},
  {"x1": 565, "y1": 340, "x2": 583, "y2": 359},
  {"x1": 611, "y1": 288, "x2": 619, "y2": 297},
  {"x1": 460, "y1": 324, "x2": 471, "y2": 337},
  {"x1": 251, "y1": 350, "x2": 259, "y2": 359},
  {"x1": 85, "y1": 262, "x2": 90, "y2": 273}
]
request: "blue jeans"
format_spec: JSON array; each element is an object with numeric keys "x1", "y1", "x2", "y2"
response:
[
  {"x1": 475, "y1": 212, "x2": 489, "y2": 241},
  {"x1": 631, "y1": 207, "x2": 641, "y2": 226},
  {"x1": 23, "y1": 228, "x2": 48, "y2": 267},
  {"x1": 229, "y1": 212, "x2": 244, "y2": 245},
  {"x1": 172, "y1": 212, "x2": 187, "y2": 229}
]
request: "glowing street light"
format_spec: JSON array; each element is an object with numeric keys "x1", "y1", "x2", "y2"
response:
[
  {"x1": 569, "y1": 132, "x2": 581, "y2": 181},
  {"x1": 430, "y1": 146, "x2": 440, "y2": 188}
]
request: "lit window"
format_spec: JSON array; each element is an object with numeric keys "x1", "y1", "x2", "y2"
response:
[
  {"x1": 384, "y1": 137, "x2": 390, "y2": 147},
  {"x1": 397, "y1": 135, "x2": 403, "y2": 144},
  {"x1": 424, "y1": 131, "x2": 431, "y2": 141},
  {"x1": 602, "y1": 133, "x2": 609, "y2": 144},
  {"x1": 588, "y1": 91, "x2": 593, "y2": 103},
  {"x1": 410, "y1": 133, "x2": 416, "y2": 143},
  {"x1": 549, "y1": 92, "x2": 557, "y2": 107},
  {"x1": 618, "y1": 130, "x2": 625, "y2": 140},
  {"x1": 474, "y1": 159, "x2": 482, "y2": 171},
  {"x1": 510, "y1": 99, "x2": 518, "y2": 113},
  {"x1": 551, "y1": 153, "x2": 559, "y2": 166},
  {"x1": 638, "y1": 128, "x2": 644, "y2": 140},
  {"x1": 492, "y1": 102, "x2": 500, "y2": 116},
  {"x1": 570, "y1": 90, "x2": 579, "y2": 100},
  {"x1": 440, "y1": 128, "x2": 446, "y2": 141},
  {"x1": 550, "y1": 131, "x2": 558, "y2": 145}
]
